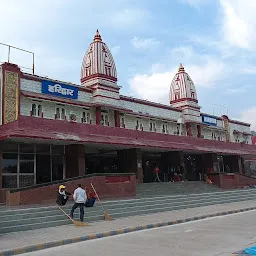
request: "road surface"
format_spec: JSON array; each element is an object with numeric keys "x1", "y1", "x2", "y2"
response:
[{"x1": 21, "y1": 210, "x2": 256, "y2": 256}]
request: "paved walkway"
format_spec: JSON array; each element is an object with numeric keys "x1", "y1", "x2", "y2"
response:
[
  {"x1": 0, "y1": 200, "x2": 256, "y2": 254},
  {"x1": 18, "y1": 209, "x2": 256, "y2": 256}
]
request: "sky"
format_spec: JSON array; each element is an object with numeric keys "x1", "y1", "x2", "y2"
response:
[{"x1": 0, "y1": 0, "x2": 256, "y2": 130}]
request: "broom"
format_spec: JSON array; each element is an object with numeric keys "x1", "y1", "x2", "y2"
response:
[
  {"x1": 90, "y1": 183, "x2": 112, "y2": 221},
  {"x1": 58, "y1": 206, "x2": 88, "y2": 227}
]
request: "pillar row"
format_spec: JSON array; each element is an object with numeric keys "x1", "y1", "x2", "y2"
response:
[{"x1": 96, "y1": 106, "x2": 101, "y2": 125}]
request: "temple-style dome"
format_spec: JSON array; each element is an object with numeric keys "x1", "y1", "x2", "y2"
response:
[
  {"x1": 169, "y1": 64, "x2": 198, "y2": 104},
  {"x1": 80, "y1": 30, "x2": 117, "y2": 84}
]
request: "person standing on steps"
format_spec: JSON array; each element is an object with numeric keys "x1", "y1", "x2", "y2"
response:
[
  {"x1": 70, "y1": 184, "x2": 87, "y2": 222},
  {"x1": 154, "y1": 165, "x2": 161, "y2": 182}
]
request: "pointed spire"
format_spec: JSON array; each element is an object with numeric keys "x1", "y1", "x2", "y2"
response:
[
  {"x1": 178, "y1": 63, "x2": 185, "y2": 73},
  {"x1": 94, "y1": 29, "x2": 102, "y2": 42}
]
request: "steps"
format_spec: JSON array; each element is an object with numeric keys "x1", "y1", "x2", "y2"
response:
[
  {"x1": 0, "y1": 182, "x2": 255, "y2": 234},
  {"x1": 136, "y1": 181, "x2": 221, "y2": 197}
]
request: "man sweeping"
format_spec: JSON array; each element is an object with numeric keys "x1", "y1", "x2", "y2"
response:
[
  {"x1": 56, "y1": 185, "x2": 71, "y2": 206},
  {"x1": 70, "y1": 184, "x2": 87, "y2": 222}
]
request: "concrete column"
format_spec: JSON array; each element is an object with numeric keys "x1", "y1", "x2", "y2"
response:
[
  {"x1": 114, "y1": 110, "x2": 120, "y2": 128},
  {"x1": 117, "y1": 148, "x2": 143, "y2": 183},
  {"x1": 197, "y1": 125, "x2": 202, "y2": 138},
  {"x1": 96, "y1": 106, "x2": 101, "y2": 125},
  {"x1": 1, "y1": 63, "x2": 21, "y2": 125},
  {"x1": 65, "y1": 145, "x2": 85, "y2": 178},
  {"x1": 238, "y1": 156, "x2": 243, "y2": 174}
]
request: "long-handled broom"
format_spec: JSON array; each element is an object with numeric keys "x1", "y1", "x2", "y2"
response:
[
  {"x1": 90, "y1": 183, "x2": 112, "y2": 221},
  {"x1": 58, "y1": 206, "x2": 88, "y2": 227}
]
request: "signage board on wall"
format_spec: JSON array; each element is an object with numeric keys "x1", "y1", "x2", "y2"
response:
[
  {"x1": 42, "y1": 80, "x2": 78, "y2": 100},
  {"x1": 202, "y1": 115, "x2": 217, "y2": 126}
]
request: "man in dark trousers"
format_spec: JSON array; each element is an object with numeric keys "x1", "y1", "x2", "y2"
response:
[
  {"x1": 70, "y1": 184, "x2": 87, "y2": 222},
  {"x1": 56, "y1": 185, "x2": 71, "y2": 206}
]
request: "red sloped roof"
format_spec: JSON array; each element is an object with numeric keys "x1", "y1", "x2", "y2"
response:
[
  {"x1": 252, "y1": 136, "x2": 256, "y2": 145},
  {"x1": 1, "y1": 116, "x2": 256, "y2": 156}
]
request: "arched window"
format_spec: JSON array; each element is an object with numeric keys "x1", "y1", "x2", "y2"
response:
[
  {"x1": 38, "y1": 105, "x2": 42, "y2": 116},
  {"x1": 31, "y1": 103, "x2": 43, "y2": 117},
  {"x1": 82, "y1": 111, "x2": 90, "y2": 123},
  {"x1": 105, "y1": 115, "x2": 109, "y2": 126},
  {"x1": 86, "y1": 113, "x2": 90, "y2": 123},
  {"x1": 101, "y1": 114, "x2": 109, "y2": 126},
  {"x1": 136, "y1": 119, "x2": 143, "y2": 131},
  {"x1": 121, "y1": 117, "x2": 125, "y2": 128},
  {"x1": 177, "y1": 125, "x2": 180, "y2": 135},
  {"x1": 56, "y1": 108, "x2": 60, "y2": 119},
  {"x1": 32, "y1": 104, "x2": 37, "y2": 116},
  {"x1": 61, "y1": 108, "x2": 65, "y2": 120}
]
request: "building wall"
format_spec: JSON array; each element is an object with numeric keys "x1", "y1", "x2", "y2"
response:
[
  {"x1": 21, "y1": 78, "x2": 41, "y2": 93},
  {"x1": 121, "y1": 99, "x2": 182, "y2": 121},
  {"x1": 229, "y1": 122, "x2": 251, "y2": 144},
  {"x1": 5, "y1": 76, "x2": 253, "y2": 144},
  {"x1": 78, "y1": 90, "x2": 92, "y2": 103}
]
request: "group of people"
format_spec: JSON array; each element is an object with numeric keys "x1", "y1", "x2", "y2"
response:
[
  {"x1": 153, "y1": 165, "x2": 184, "y2": 183},
  {"x1": 56, "y1": 184, "x2": 96, "y2": 222}
]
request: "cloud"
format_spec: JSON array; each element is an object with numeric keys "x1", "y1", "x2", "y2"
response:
[
  {"x1": 224, "y1": 88, "x2": 247, "y2": 95},
  {"x1": 129, "y1": 69, "x2": 176, "y2": 104},
  {"x1": 0, "y1": 1, "x2": 151, "y2": 84},
  {"x1": 129, "y1": 48, "x2": 227, "y2": 104},
  {"x1": 242, "y1": 66, "x2": 256, "y2": 74},
  {"x1": 239, "y1": 107, "x2": 256, "y2": 130},
  {"x1": 131, "y1": 37, "x2": 160, "y2": 49},
  {"x1": 179, "y1": 0, "x2": 212, "y2": 7},
  {"x1": 220, "y1": 0, "x2": 256, "y2": 50},
  {"x1": 108, "y1": 8, "x2": 150, "y2": 28}
]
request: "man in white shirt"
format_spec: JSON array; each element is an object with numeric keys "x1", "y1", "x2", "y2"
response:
[{"x1": 70, "y1": 184, "x2": 87, "y2": 222}]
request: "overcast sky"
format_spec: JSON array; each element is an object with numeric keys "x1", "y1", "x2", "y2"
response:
[{"x1": 0, "y1": 0, "x2": 256, "y2": 129}]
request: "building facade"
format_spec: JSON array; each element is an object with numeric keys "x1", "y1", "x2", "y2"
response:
[{"x1": 0, "y1": 30, "x2": 256, "y2": 189}]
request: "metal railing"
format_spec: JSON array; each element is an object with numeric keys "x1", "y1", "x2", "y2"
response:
[{"x1": 0, "y1": 42, "x2": 35, "y2": 74}]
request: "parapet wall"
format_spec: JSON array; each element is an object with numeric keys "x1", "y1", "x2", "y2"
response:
[{"x1": 5, "y1": 173, "x2": 136, "y2": 206}]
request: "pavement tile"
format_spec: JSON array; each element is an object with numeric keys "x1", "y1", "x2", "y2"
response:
[{"x1": 0, "y1": 200, "x2": 256, "y2": 253}]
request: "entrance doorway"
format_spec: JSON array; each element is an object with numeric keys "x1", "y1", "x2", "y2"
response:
[
  {"x1": 36, "y1": 145, "x2": 64, "y2": 184},
  {"x1": 85, "y1": 153, "x2": 118, "y2": 174},
  {"x1": 184, "y1": 154, "x2": 203, "y2": 181},
  {"x1": 142, "y1": 152, "x2": 161, "y2": 183}
]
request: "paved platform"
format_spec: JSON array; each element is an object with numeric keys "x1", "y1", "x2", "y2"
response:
[
  {"x1": 18, "y1": 209, "x2": 256, "y2": 256},
  {"x1": 0, "y1": 200, "x2": 256, "y2": 255}
]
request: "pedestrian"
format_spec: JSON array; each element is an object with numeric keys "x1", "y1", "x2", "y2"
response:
[
  {"x1": 154, "y1": 165, "x2": 161, "y2": 182},
  {"x1": 56, "y1": 185, "x2": 71, "y2": 206},
  {"x1": 70, "y1": 184, "x2": 87, "y2": 222},
  {"x1": 84, "y1": 187, "x2": 96, "y2": 207},
  {"x1": 169, "y1": 166, "x2": 175, "y2": 182}
]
